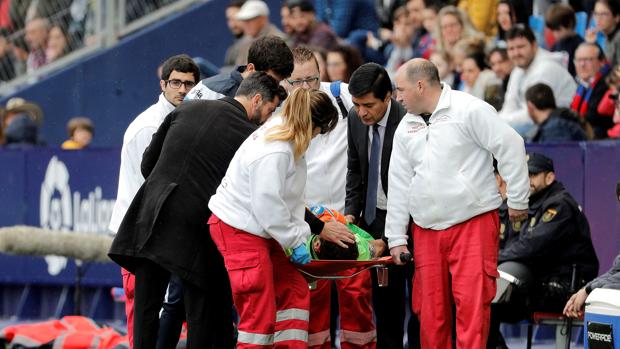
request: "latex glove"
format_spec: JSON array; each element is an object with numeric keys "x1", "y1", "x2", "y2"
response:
[{"x1": 290, "y1": 244, "x2": 311, "y2": 264}]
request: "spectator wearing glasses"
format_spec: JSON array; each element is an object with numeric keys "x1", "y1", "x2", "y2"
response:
[
  {"x1": 586, "y1": 0, "x2": 620, "y2": 67},
  {"x1": 108, "y1": 54, "x2": 199, "y2": 349},
  {"x1": 570, "y1": 42, "x2": 613, "y2": 139}
]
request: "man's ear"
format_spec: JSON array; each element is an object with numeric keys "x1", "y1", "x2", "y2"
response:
[
  {"x1": 159, "y1": 80, "x2": 166, "y2": 93},
  {"x1": 251, "y1": 93, "x2": 263, "y2": 109},
  {"x1": 246, "y1": 63, "x2": 256, "y2": 73},
  {"x1": 384, "y1": 91, "x2": 392, "y2": 103},
  {"x1": 545, "y1": 171, "x2": 556, "y2": 185}
]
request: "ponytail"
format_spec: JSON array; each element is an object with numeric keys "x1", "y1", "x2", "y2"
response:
[{"x1": 265, "y1": 88, "x2": 316, "y2": 159}]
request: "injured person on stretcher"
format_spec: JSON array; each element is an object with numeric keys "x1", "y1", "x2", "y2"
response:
[{"x1": 307, "y1": 205, "x2": 387, "y2": 260}]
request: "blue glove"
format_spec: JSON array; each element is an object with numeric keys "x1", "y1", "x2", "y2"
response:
[{"x1": 290, "y1": 244, "x2": 311, "y2": 264}]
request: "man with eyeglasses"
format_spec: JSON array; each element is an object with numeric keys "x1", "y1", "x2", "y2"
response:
[
  {"x1": 570, "y1": 42, "x2": 613, "y2": 139},
  {"x1": 109, "y1": 54, "x2": 199, "y2": 349}
]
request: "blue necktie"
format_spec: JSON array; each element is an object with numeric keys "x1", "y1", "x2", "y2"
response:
[{"x1": 365, "y1": 125, "x2": 381, "y2": 225}]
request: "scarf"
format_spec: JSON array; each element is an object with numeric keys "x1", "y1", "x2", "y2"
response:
[{"x1": 570, "y1": 63, "x2": 611, "y2": 118}]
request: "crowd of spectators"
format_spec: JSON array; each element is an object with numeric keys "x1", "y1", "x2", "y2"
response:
[
  {"x1": 0, "y1": 0, "x2": 174, "y2": 82},
  {"x1": 224, "y1": 0, "x2": 620, "y2": 141}
]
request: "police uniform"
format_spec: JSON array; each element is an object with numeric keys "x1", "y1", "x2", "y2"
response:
[{"x1": 488, "y1": 153, "x2": 600, "y2": 348}]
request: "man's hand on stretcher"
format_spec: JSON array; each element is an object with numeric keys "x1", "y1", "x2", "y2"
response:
[
  {"x1": 320, "y1": 219, "x2": 356, "y2": 248},
  {"x1": 390, "y1": 246, "x2": 412, "y2": 265}
]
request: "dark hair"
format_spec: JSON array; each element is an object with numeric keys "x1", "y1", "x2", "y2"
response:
[
  {"x1": 407, "y1": 59, "x2": 441, "y2": 86},
  {"x1": 525, "y1": 83, "x2": 557, "y2": 110},
  {"x1": 49, "y1": 21, "x2": 73, "y2": 52},
  {"x1": 316, "y1": 239, "x2": 359, "y2": 260},
  {"x1": 327, "y1": 44, "x2": 364, "y2": 83},
  {"x1": 161, "y1": 54, "x2": 200, "y2": 83},
  {"x1": 545, "y1": 3, "x2": 576, "y2": 30},
  {"x1": 67, "y1": 117, "x2": 94, "y2": 137},
  {"x1": 466, "y1": 52, "x2": 489, "y2": 70},
  {"x1": 506, "y1": 25, "x2": 537, "y2": 43},
  {"x1": 496, "y1": 0, "x2": 517, "y2": 40},
  {"x1": 310, "y1": 89, "x2": 339, "y2": 134},
  {"x1": 227, "y1": 0, "x2": 246, "y2": 8},
  {"x1": 236, "y1": 71, "x2": 287, "y2": 104},
  {"x1": 248, "y1": 36, "x2": 294, "y2": 80},
  {"x1": 287, "y1": 0, "x2": 315, "y2": 13},
  {"x1": 488, "y1": 47, "x2": 509, "y2": 61},
  {"x1": 348, "y1": 63, "x2": 393, "y2": 100},
  {"x1": 577, "y1": 42, "x2": 606, "y2": 61},
  {"x1": 597, "y1": 0, "x2": 620, "y2": 17}
]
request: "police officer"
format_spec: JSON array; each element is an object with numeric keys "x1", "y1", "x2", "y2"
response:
[{"x1": 488, "y1": 153, "x2": 600, "y2": 348}]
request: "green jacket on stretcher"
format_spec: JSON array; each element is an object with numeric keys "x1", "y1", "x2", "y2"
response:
[{"x1": 293, "y1": 205, "x2": 386, "y2": 260}]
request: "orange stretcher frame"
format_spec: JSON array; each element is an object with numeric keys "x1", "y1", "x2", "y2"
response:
[{"x1": 295, "y1": 256, "x2": 393, "y2": 280}]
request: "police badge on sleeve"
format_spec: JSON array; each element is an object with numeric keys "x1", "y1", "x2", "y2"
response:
[{"x1": 542, "y1": 208, "x2": 557, "y2": 223}]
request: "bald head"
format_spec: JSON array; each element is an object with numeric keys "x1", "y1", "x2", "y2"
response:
[
  {"x1": 403, "y1": 58, "x2": 441, "y2": 86},
  {"x1": 395, "y1": 58, "x2": 443, "y2": 115}
]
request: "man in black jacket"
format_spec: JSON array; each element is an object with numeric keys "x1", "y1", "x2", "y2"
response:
[
  {"x1": 488, "y1": 153, "x2": 599, "y2": 348},
  {"x1": 108, "y1": 72, "x2": 286, "y2": 349},
  {"x1": 525, "y1": 83, "x2": 587, "y2": 142},
  {"x1": 344, "y1": 63, "x2": 420, "y2": 349}
]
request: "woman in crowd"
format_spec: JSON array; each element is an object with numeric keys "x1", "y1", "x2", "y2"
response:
[
  {"x1": 46, "y1": 22, "x2": 71, "y2": 63},
  {"x1": 430, "y1": 49, "x2": 458, "y2": 88},
  {"x1": 495, "y1": 0, "x2": 518, "y2": 48},
  {"x1": 460, "y1": 52, "x2": 504, "y2": 110},
  {"x1": 587, "y1": 0, "x2": 620, "y2": 66},
  {"x1": 208, "y1": 88, "x2": 338, "y2": 349},
  {"x1": 326, "y1": 44, "x2": 363, "y2": 83},
  {"x1": 434, "y1": 5, "x2": 483, "y2": 58}
]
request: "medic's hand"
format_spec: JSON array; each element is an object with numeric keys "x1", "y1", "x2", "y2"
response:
[
  {"x1": 320, "y1": 219, "x2": 355, "y2": 248},
  {"x1": 290, "y1": 244, "x2": 311, "y2": 264},
  {"x1": 390, "y1": 245, "x2": 410, "y2": 265}
]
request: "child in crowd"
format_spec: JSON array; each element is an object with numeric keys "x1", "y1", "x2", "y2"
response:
[{"x1": 61, "y1": 117, "x2": 94, "y2": 149}]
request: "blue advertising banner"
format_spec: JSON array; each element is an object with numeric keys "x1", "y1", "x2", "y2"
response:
[
  {"x1": 0, "y1": 148, "x2": 121, "y2": 287},
  {"x1": 0, "y1": 142, "x2": 619, "y2": 285}
]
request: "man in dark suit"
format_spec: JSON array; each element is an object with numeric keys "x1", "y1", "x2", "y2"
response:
[
  {"x1": 108, "y1": 72, "x2": 286, "y2": 349},
  {"x1": 344, "y1": 63, "x2": 420, "y2": 349}
]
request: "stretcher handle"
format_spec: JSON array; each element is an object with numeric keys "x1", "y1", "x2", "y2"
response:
[{"x1": 399, "y1": 252, "x2": 412, "y2": 263}]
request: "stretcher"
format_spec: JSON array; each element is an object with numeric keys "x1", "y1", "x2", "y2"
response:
[{"x1": 295, "y1": 253, "x2": 412, "y2": 288}]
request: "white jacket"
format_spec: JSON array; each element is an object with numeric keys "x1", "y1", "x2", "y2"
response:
[
  {"x1": 385, "y1": 84, "x2": 529, "y2": 248},
  {"x1": 108, "y1": 93, "x2": 175, "y2": 233},
  {"x1": 499, "y1": 48, "x2": 576, "y2": 131},
  {"x1": 303, "y1": 82, "x2": 353, "y2": 212},
  {"x1": 209, "y1": 116, "x2": 310, "y2": 249}
]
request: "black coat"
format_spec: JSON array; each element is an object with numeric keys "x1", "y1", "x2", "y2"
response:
[
  {"x1": 344, "y1": 99, "x2": 406, "y2": 225},
  {"x1": 499, "y1": 181, "x2": 599, "y2": 285},
  {"x1": 108, "y1": 97, "x2": 257, "y2": 289}
]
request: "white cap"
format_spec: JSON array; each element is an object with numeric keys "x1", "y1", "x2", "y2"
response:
[{"x1": 236, "y1": 0, "x2": 269, "y2": 20}]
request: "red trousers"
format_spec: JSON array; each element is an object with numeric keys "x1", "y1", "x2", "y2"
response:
[
  {"x1": 308, "y1": 271, "x2": 376, "y2": 349},
  {"x1": 121, "y1": 268, "x2": 135, "y2": 349},
  {"x1": 412, "y1": 210, "x2": 499, "y2": 349},
  {"x1": 209, "y1": 214, "x2": 310, "y2": 349}
]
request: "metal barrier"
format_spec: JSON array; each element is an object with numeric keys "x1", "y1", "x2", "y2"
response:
[{"x1": 0, "y1": 0, "x2": 203, "y2": 97}]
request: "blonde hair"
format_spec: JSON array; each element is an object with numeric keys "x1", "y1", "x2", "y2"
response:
[
  {"x1": 435, "y1": 5, "x2": 483, "y2": 53},
  {"x1": 266, "y1": 88, "x2": 337, "y2": 159}
]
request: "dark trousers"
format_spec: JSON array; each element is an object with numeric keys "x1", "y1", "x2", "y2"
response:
[
  {"x1": 133, "y1": 258, "x2": 234, "y2": 349},
  {"x1": 362, "y1": 208, "x2": 421, "y2": 349},
  {"x1": 156, "y1": 275, "x2": 185, "y2": 349}
]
